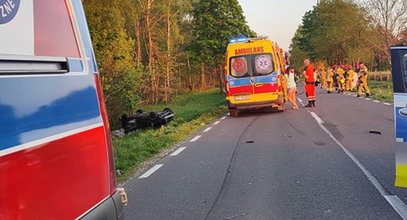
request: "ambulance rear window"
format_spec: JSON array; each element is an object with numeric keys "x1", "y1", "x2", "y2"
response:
[
  {"x1": 231, "y1": 57, "x2": 249, "y2": 77},
  {"x1": 254, "y1": 54, "x2": 274, "y2": 75}
]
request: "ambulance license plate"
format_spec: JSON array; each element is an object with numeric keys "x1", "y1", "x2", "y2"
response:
[{"x1": 234, "y1": 95, "x2": 250, "y2": 101}]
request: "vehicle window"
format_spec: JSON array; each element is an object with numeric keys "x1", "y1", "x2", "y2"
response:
[
  {"x1": 34, "y1": 0, "x2": 80, "y2": 58},
  {"x1": 0, "y1": 0, "x2": 80, "y2": 58},
  {"x1": 231, "y1": 57, "x2": 249, "y2": 77},
  {"x1": 254, "y1": 54, "x2": 274, "y2": 75}
]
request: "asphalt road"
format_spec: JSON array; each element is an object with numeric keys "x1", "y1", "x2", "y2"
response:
[{"x1": 123, "y1": 85, "x2": 407, "y2": 220}]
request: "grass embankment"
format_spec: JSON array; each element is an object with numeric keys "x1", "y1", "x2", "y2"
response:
[
  {"x1": 113, "y1": 89, "x2": 227, "y2": 182},
  {"x1": 368, "y1": 80, "x2": 393, "y2": 103}
]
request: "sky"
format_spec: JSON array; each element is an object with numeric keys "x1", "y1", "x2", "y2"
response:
[{"x1": 238, "y1": 0, "x2": 318, "y2": 51}]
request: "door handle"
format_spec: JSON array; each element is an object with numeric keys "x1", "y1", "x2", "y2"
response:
[
  {"x1": 255, "y1": 83, "x2": 264, "y2": 87},
  {"x1": 400, "y1": 108, "x2": 407, "y2": 116}
]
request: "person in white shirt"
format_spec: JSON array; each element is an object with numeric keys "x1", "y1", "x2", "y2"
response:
[{"x1": 285, "y1": 67, "x2": 299, "y2": 110}]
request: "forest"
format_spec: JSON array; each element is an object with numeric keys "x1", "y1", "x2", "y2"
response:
[
  {"x1": 83, "y1": 0, "x2": 407, "y2": 125},
  {"x1": 83, "y1": 0, "x2": 254, "y2": 124}
]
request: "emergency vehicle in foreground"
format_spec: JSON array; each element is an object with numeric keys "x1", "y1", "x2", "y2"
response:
[
  {"x1": 0, "y1": 0, "x2": 127, "y2": 219},
  {"x1": 225, "y1": 37, "x2": 287, "y2": 116},
  {"x1": 391, "y1": 46, "x2": 407, "y2": 188}
]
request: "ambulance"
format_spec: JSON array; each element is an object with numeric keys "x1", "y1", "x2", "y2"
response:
[
  {"x1": 225, "y1": 37, "x2": 287, "y2": 116},
  {"x1": 0, "y1": 0, "x2": 127, "y2": 219}
]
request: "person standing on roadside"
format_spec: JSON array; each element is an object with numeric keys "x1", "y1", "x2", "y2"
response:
[
  {"x1": 285, "y1": 67, "x2": 299, "y2": 110},
  {"x1": 303, "y1": 59, "x2": 316, "y2": 107}
]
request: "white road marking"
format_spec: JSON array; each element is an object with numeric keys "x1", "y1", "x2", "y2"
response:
[
  {"x1": 366, "y1": 98, "x2": 372, "y2": 101},
  {"x1": 203, "y1": 127, "x2": 212, "y2": 133},
  {"x1": 353, "y1": 95, "x2": 358, "y2": 97},
  {"x1": 297, "y1": 98, "x2": 305, "y2": 107},
  {"x1": 190, "y1": 135, "x2": 202, "y2": 142},
  {"x1": 309, "y1": 111, "x2": 407, "y2": 219},
  {"x1": 139, "y1": 164, "x2": 163, "y2": 179},
  {"x1": 310, "y1": 112, "x2": 324, "y2": 124},
  {"x1": 384, "y1": 196, "x2": 407, "y2": 219},
  {"x1": 170, "y1": 147, "x2": 186, "y2": 156},
  {"x1": 221, "y1": 116, "x2": 227, "y2": 120},
  {"x1": 374, "y1": 100, "x2": 380, "y2": 103},
  {"x1": 213, "y1": 121, "x2": 220, "y2": 125},
  {"x1": 384, "y1": 103, "x2": 392, "y2": 106},
  {"x1": 227, "y1": 113, "x2": 230, "y2": 116}
]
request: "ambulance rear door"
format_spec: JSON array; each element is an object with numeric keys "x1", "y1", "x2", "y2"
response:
[
  {"x1": 251, "y1": 53, "x2": 279, "y2": 95},
  {"x1": 228, "y1": 55, "x2": 254, "y2": 102}
]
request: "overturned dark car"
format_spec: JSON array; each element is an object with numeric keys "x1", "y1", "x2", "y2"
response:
[{"x1": 121, "y1": 108, "x2": 175, "y2": 133}]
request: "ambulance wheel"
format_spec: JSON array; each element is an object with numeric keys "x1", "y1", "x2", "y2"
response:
[{"x1": 229, "y1": 109, "x2": 239, "y2": 117}]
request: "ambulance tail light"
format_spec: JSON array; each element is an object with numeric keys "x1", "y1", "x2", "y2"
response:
[
  {"x1": 225, "y1": 80, "x2": 230, "y2": 96},
  {"x1": 94, "y1": 73, "x2": 117, "y2": 194}
]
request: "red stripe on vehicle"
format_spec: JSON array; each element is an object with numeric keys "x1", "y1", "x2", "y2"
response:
[
  {"x1": 0, "y1": 126, "x2": 109, "y2": 220},
  {"x1": 229, "y1": 85, "x2": 252, "y2": 95},
  {"x1": 254, "y1": 84, "x2": 279, "y2": 93}
]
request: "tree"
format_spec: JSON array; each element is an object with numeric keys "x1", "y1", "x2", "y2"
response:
[
  {"x1": 290, "y1": 0, "x2": 378, "y2": 69},
  {"x1": 400, "y1": 29, "x2": 407, "y2": 45},
  {"x1": 191, "y1": 0, "x2": 255, "y2": 91},
  {"x1": 83, "y1": 0, "x2": 255, "y2": 127},
  {"x1": 83, "y1": 0, "x2": 142, "y2": 127},
  {"x1": 363, "y1": 0, "x2": 407, "y2": 60}
]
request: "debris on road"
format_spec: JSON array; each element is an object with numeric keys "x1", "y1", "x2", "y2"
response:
[{"x1": 369, "y1": 130, "x2": 382, "y2": 135}]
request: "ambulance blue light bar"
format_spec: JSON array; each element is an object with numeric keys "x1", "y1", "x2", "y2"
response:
[{"x1": 229, "y1": 37, "x2": 249, "y2": 44}]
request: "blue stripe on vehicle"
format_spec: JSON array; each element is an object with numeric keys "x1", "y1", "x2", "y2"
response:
[
  {"x1": 228, "y1": 77, "x2": 252, "y2": 87},
  {"x1": 254, "y1": 75, "x2": 278, "y2": 83},
  {"x1": 0, "y1": 75, "x2": 101, "y2": 151},
  {"x1": 227, "y1": 72, "x2": 278, "y2": 87}
]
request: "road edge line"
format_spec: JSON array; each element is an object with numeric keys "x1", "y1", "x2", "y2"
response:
[
  {"x1": 309, "y1": 111, "x2": 407, "y2": 220},
  {"x1": 203, "y1": 127, "x2": 212, "y2": 133},
  {"x1": 139, "y1": 164, "x2": 163, "y2": 179},
  {"x1": 170, "y1": 147, "x2": 186, "y2": 157},
  {"x1": 190, "y1": 135, "x2": 202, "y2": 142}
]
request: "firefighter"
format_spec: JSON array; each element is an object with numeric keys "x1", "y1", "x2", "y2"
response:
[
  {"x1": 357, "y1": 63, "x2": 371, "y2": 97},
  {"x1": 326, "y1": 66, "x2": 335, "y2": 93},
  {"x1": 345, "y1": 65, "x2": 355, "y2": 91},
  {"x1": 333, "y1": 65, "x2": 339, "y2": 91},
  {"x1": 336, "y1": 65, "x2": 346, "y2": 93},
  {"x1": 319, "y1": 65, "x2": 327, "y2": 88},
  {"x1": 303, "y1": 59, "x2": 316, "y2": 107}
]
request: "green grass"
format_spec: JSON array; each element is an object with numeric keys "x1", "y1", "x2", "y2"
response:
[
  {"x1": 368, "y1": 80, "x2": 393, "y2": 103},
  {"x1": 113, "y1": 89, "x2": 227, "y2": 182}
]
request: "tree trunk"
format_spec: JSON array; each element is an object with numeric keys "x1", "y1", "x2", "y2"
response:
[
  {"x1": 146, "y1": 0, "x2": 156, "y2": 103},
  {"x1": 218, "y1": 65, "x2": 225, "y2": 93},
  {"x1": 165, "y1": 2, "x2": 171, "y2": 104},
  {"x1": 135, "y1": 20, "x2": 142, "y2": 65},
  {"x1": 186, "y1": 54, "x2": 193, "y2": 91},
  {"x1": 201, "y1": 62, "x2": 206, "y2": 91}
]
